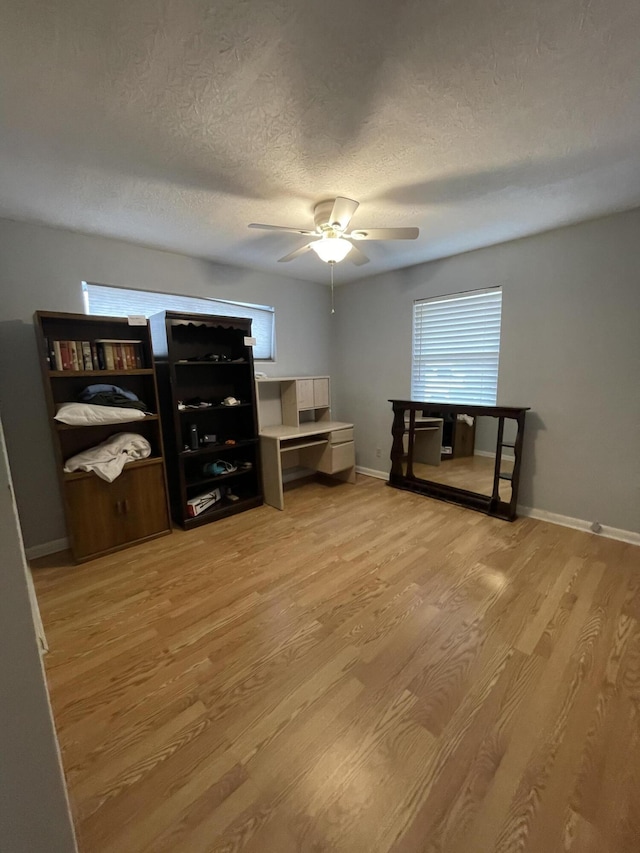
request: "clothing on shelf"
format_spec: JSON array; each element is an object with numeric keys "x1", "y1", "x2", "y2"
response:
[
  {"x1": 63, "y1": 432, "x2": 151, "y2": 482},
  {"x1": 78, "y1": 384, "x2": 149, "y2": 411}
]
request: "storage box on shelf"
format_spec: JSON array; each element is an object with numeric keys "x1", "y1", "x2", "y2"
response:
[
  {"x1": 149, "y1": 311, "x2": 263, "y2": 529},
  {"x1": 34, "y1": 311, "x2": 171, "y2": 562}
]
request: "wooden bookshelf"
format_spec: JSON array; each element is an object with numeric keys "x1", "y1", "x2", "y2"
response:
[
  {"x1": 149, "y1": 311, "x2": 263, "y2": 529},
  {"x1": 34, "y1": 311, "x2": 172, "y2": 561}
]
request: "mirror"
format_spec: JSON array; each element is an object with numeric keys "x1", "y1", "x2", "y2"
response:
[{"x1": 391, "y1": 401, "x2": 528, "y2": 521}]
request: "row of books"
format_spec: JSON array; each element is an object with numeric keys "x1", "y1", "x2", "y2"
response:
[{"x1": 47, "y1": 338, "x2": 145, "y2": 372}]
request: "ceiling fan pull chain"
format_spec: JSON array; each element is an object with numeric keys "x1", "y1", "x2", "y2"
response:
[{"x1": 330, "y1": 261, "x2": 335, "y2": 314}]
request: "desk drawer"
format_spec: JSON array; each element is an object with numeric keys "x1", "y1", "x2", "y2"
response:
[
  {"x1": 317, "y1": 440, "x2": 355, "y2": 474},
  {"x1": 330, "y1": 427, "x2": 354, "y2": 445}
]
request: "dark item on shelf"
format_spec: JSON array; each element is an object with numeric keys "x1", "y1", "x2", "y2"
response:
[
  {"x1": 78, "y1": 384, "x2": 148, "y2": 411},
  {"x1": 34, "y1": 310, "x2": 171, "y2": 562},
  {"x1": 181, "y1": 396, "x2": 213, "y2": 409},
  {"x1": 149, "y1": 310, "x2": 263, "y2": 529},
  {"x1": 188, "y1": 424, "x2": 199, "y2": 450},
  {"x1": 182, "y1": 352, "x2": 231, "y2": 362},
  {"x1": 187, "y1": 487, "x2": 222, "y2": 516},
  {"x1": 437, "y1": 413, "x2": 476, "y2": 460},
  {"x1": 202, "y1": 460, "x2": 237, "y2": 476}
]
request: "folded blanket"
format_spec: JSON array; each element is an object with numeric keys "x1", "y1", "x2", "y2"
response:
[{"x1": 63, "y1": 432, "x2": 151, "y2": 482}]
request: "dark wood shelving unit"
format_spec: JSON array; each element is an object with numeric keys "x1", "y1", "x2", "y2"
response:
[
  {"x1": 34, "y1": 311, "x2": 172, "y2": 562},
  {"x1": 149, "y1": 310, "x2": 263, "y2": 529}
]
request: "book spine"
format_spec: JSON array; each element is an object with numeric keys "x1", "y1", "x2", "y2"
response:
[
  {"x1": 134, "y1": 344, "x2": 142, "y2": 368},
  {"x1": 90, "y1": 342, "x2": 99, "y2": 370},
  {"x1": 59, "y1": 341, "x2": 72, "y2": 371},
  {"x1": 70, "y1": 341, "x2": 80, "y2": 371},
  {"x1": 127, "y1": 343, "x2": 134, "y2": 369},
  {"x1": 104, "y1": 343, "x2": 115, "y2": 370},
  {"x1": 96, "y1": 343, "x2": 106, "y2": 371},
  {"x1": 53, "y1": 340, "x2": 62, "y2": 371},
  {"x1": 82, "y1": 341, "x2": 92, "y2": 370},
  {"x1": 115, "y1": 344, "x2": 123, "y2": 370},
  {"x1": 44, "y1": 337, "x2": 53, "y2": 369}
]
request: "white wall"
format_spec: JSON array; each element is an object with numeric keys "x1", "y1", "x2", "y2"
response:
[
  {"x1": 0, "y1": 218, "x2": 331, "y2": 549},
  {"x1": 331, "y1": 208, "x2": 640, "y2": 534},
  {"x1": 0, "y1": 418, "x2": 77, "y2": 853}
]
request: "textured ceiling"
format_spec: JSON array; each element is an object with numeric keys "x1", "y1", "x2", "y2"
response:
[{"x1": 1, "y1": 0, "x2": 640, "y2": 283}]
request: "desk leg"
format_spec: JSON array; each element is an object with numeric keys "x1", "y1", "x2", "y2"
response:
[{"x1": 260, "y1": 436, "x2": 284, "y2": 510}]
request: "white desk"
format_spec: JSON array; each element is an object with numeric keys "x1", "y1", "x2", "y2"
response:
[{"x1": 260, "y1": 420, "x2": 355, "y2": 510}]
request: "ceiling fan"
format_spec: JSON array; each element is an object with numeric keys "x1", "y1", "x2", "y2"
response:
[{"x1": 249, "y1": 197, "x2": 419, "y2": 265}]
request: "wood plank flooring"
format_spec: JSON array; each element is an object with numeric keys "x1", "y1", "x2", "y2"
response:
[
  {"x1": 32, "y1": 474, "x2": 640, "y2": 852},
  {"x1": 411, "y1": 455, "x2": 514, "y2": 501}
]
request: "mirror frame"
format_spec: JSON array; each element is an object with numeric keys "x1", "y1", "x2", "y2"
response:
[{"x1": 388, "y1": 400, "x2": 529, "y2": 521}]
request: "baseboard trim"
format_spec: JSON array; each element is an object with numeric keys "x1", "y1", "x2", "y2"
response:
[
  {"x1": 474, "y1": 450, "x2": 515, "y2": 460},
  {"x1": 26, "y1": 537, "x2": 69, "y2": 560},
  {"x1": 355, "y1": 468, "x2": 639, "y2": 546},
  {"x1": 356, "y1": 465, "x2": 389, "y2": 481},
  {"x1": 25, "y1": 491, "x2": 639, "y2": 558},
  {"x1": 516, "y1": 506, "x2": 640, "y2": 546}
]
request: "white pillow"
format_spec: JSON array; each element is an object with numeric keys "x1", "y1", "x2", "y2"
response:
[{"x1": 54, "y1": 402, "x2": 147, "y2": 426}]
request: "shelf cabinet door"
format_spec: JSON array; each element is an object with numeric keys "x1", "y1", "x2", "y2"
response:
[
  {"x1": 65, "y1": 463, "x2": 170, "y2": 560},
  {"x1": 296, "y1": 379, "x2": 314, "y2": 410},
  {"x1": 313, "y1": 378, "x2": 329, "y2": 408},
  {"x1": 118, "y1": 463, "x2": 171, "y2": 543}
]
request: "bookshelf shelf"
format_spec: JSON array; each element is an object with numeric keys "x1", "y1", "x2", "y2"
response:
[
  {"x1": 177, "y1": 403, "x2": 252, "y2": 414},
  {"x1": 49, "y1": 368, "x2": 155, "y2": 378},
  {"x1": 183, "y1": 494, "x2": 262, "y2": 530},
  {"x1": 54, "y1": 414, "x2": 159, "y2": 431},
  {"x1": 186, "y1": 467, "x2": 253, "y2": 490},
  {"x1": 63, "y1": 456, "x2": 164, "y2": 481},
  {"x1": 35, "y1": 310, "x2": 172, "y2": 562},
  {"x1": 179, "y1": 438, "x2": 258, "y2": 458}
]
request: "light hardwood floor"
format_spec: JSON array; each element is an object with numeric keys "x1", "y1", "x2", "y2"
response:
[
  {"x1": 411, "y1": 455, "x2": 514, "y2": 501},
  {"x1": 33, "y1": 475, "x2": 640, "y2": 852}
]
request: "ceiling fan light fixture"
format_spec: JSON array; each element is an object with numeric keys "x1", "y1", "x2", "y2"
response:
[{"x1": 310, "y1": 235, "x2": 352, "y2": 263}]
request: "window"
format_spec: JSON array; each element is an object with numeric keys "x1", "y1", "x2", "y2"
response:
[
  {"x1": 83, "y1": 282, "x2": 275, "y2": 361},
  {"x1": 412, "y1": 287, "x2": 502, "y2": 405}
]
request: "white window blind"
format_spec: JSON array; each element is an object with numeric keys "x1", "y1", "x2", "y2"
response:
[
  {"x1": 412, "y1": 287, "x2": 502, "y2": 405},
  {"x1": 83, "y1": 283, "x2": 275, "y2": 360}
]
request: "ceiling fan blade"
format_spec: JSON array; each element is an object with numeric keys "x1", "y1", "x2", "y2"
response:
[
  {"x1": 278, "y1": 243, "x2": 314, "y2": 263},
  {"x1": 347, "y1": 243, "x2": 370, "y2": 265},
  {"x1": 249, "y1": 223, "x2": 316, "y2": 236},
  {"x1": 329, "y1": 197, "x2": 359, "y2": 232},
  {"x1": 349, "y1": 227, "x2": 419, "y2": 240}
]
